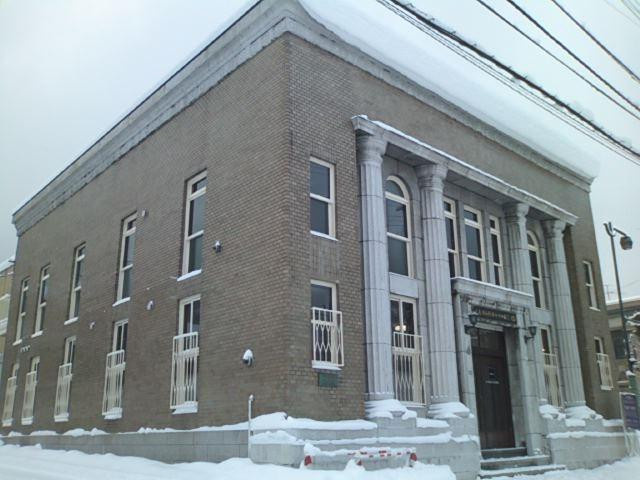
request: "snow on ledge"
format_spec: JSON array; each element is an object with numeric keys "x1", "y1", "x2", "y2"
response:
[
  {"x1": 365, "y1": 399, "x2": 417, "y2": 420},
  {"x1": 539, "y1": 403, "x2": 566, "y2": 420},
  {"x1": 112, "y1": 297, "x2": 130, "y2": 307},
  {"x1": 428, "y1": 402, "x2": 471, "y2": 420},
  {"x1": 63, "y1": 428, "x2": 108, "y2": 437},
  {"x1": 251, "y1": 430, "x2": 303, "y2": 445},
  {"x1": 565, "y1": 405, "x2": 602, "y2": 421},
  {"x1": 176, "y1": 269, "x2": 202, "y2": 282}
]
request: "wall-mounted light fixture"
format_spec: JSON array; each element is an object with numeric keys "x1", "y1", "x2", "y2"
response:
[
  {"x1": 464, "y1": 313, "x2": 479, "y2": 337},
  {"x1": 214, "y1": 240, "x2": 222, "y2": 253},
  {"x1": 525, "y1": 325, "x2": 538, "y2": 342}
]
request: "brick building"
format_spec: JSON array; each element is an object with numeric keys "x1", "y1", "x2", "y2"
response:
[{"x1": 0, "y1": 0, "x2": 625, "y2": 475}]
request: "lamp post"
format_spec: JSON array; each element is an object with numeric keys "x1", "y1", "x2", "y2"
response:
[{"x1": 604, "y1": 222, "x2": 634, "y2": 382}]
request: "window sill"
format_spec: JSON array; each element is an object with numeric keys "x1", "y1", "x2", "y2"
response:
[
  {"x1": 176, "y1": 269, "x2": 202, "y2": 282},
  {"x1": 172, "y1": 402, "x2": 198, "y2": 415},
  {"x1": 589, "y1": 307, "x2": 600, "y2": 312},
  {"x1": 104, "y1": 409, "x2": 122, "y2": 420},
  {"x1": 31, "y1": 331, "x2": 43, "y2": 338},
  {"x1": 311, "y1": 231, "x2": 338, "y2": 242},
  {"x1": 64, "y1": 317, "x2": 78, "y2": 326},
  {"x1": 12, "y1": 339, "x2": 22, "y2": 346},
  {"x1": 112, "y1": 297, "x2": 130, "y2": 307},
  {"x1": 600, "y1": 386, "x2": 613, "y2": 391},
  {"x1": 312, "y1": 361, "x2": 342, "y2": 371}
]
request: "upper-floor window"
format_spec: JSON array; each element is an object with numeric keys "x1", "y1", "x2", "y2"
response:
[
  {"x1": 34, "y1": 266, "x2": 49, "y2": 335},
  {"x1": 489, "y1": 216, "x2": 503, "y2": 286},
  {"x1": 464, "y1": 206, "x2": 484, "y2": 281},
  {"x1": 611, "y1": 330, "x2": 627, "y2": 360},
  {"x1": 444, "y1": 198, "x2": 459, "y2": 277},
  {"x1": 183, "y1": 173, "x2": 206, "y2": 275},
  {"x1": 117, "y1": 214, "x2": 136, "y2": 302},
  {"x1": 63, "y1": 336, "x2": 76, "y2": 365},
  {"x1": 68, "y1": 245, "x2": 85, "y2": 320},
  {"x1": 594, "y1": 336, "x2": 613, "y2": 390},
  {"x1": 112, "y1": 319, "x2": 128, "y2": 353},
  {"x1": 310, "y1": 158, "x2": 336, "y2": 238},
  {"x1": 179, "y1": 295, "x2": 201, "y2": 335},
  {"x1": 15, "y1": 279, "x2": 28, "y2": 344},
  {"x1": 385, "y1": 177, "x2": 412, "y2": 277},
  {"x1": 583, "y1": 261, "x2": 598, "y2": 310},
  {"x1": 527, "y1": 232, "x2": 546, "y2": 309}
]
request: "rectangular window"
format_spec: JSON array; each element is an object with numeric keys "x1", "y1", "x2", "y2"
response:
[
  {"x1": 390, "y1": 296, "x2": 416, "y2": 337},
  {"x1": 183, "y1": 173, "x2": 206, "y2": 274},
  {"x1": 63, "y1": 336, "x2": 76, "y2": 365},
  {"x1": 178, "y1": 295, "x2": 201, "y2": 335},
  {"x1": 611, "y1": 330, "x2": 627, "y2": 360},
  {"x1": 595, "y1": 337, "x2": 613, "y2": 390},
  {"x1": 464, "y1": 206, "x2": 485, "y2": 281},
  {"x1": 583, "y1": 261, "x2": 598, "y2": 309},
  {"x1": 112, "y1": 319, "x2": 128, "y2": 352},
  {"x1": 14, "y1": 279, "x2": 28, "y2": 344},
  {"x1": 489, "y1": 216, "x2": 503, "y2": 286},
  {"x1": 117, "y1": 214, "x2": 136, "y2": 301},
  {"x1": 34, "y1": 266, "x2": 49, "y2": 334},
  {"x1": 444, "y1": 198, "x2": 459, "y2": 277},
  {"x1": 68, "y1": 245, "x2": 85, "y2": 320},
  {"x1": 310, "y1": 281, "x2": 343, "y2": 367},
  {"x1": 21, "y1": 356, "x2": 40, "y2": 425},
  {"x1": 310, "y1": 158, "x2": 336, "y2": 238}
]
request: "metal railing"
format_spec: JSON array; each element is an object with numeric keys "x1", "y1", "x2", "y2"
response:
[
  {"x1": 311, "y1": 307, "x2": 344, "y2": 368},
  {"x1": 170, "y1": 332, "x2": 199, "y2": 409},
  {"x1": 1, "y1": 376, "x2": 17, "y2": 427},
  {"x1": 21, "y1": 371, "x2": 38, "y2": 425},
  {"x1": 543, "y1": 352, "x2": 562, "y2": 407},
  {"x1": 596, "y1": 352, "x2": 614, "y2": 390},
  {"x1": 54, "y1": 363, "x2": 73, "y2": 421},
  {"x1": 102, "y1": 350, "x2": 126, "y2": 417},
  {"x1": 392, "y1": 332, "x2": 425, "y2": 404}
]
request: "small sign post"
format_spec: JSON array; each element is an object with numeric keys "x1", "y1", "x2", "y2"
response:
[{"x1": 619, "y1": 392, "x2": 640, "y2": 456}]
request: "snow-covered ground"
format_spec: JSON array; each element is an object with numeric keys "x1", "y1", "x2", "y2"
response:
[{"x1": 0, "y1": 443, "x2": 638, "y2": 480}]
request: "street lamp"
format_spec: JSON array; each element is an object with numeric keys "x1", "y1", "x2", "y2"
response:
[{"x1": 604, "y1": 222, "x2": 634, "y2": 375}]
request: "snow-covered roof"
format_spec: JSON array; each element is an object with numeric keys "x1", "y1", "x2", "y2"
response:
[{"x1": 0, "y1": 256, "x2": 15, "y2": 274}]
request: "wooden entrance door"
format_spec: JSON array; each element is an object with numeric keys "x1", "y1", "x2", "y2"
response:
[{"x1": 472, "y1": 329, "x2": 515, "y2": 449}]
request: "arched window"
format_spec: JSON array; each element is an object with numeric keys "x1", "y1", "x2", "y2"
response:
[
  {"x1": 385, "y1": 177, "x2": 412, "y2": 277},
  {"x1": 527, "y1": 232, "x2": 546, "y2": 309}
]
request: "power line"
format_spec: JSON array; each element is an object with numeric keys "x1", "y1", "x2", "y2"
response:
[
  {"x1": 551, "y1": 0, "x2": 640, "y2": 84},
  {"x1": 504, "y1": 0, "x2": 640, "y2": 115},
  {"x1": 474, "y1": 0, "x2": 640, "y2": 121},
  {"x1": 602, "y1": 0, "x2": 640, "y2": 28},
  {"x1": 382, "y1": 0, "x2": 640, "y2": 167}
]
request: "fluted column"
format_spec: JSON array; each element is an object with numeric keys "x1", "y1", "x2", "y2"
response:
[
  {"x1": 543, "y1": 220, "x2": 586, "y2": 409},
  {"x1": 416, "y1": 163, "x2": 460, "y2": 406},
  {"x1": 504, "y1": 203, "x2": 533, "y2": 295},
  {"x1": 356, "y1": 133, "x2": 394, "y2": 402}
]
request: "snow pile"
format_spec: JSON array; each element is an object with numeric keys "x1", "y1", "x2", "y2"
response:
[
  {"x1": 416, "y1": 417, "x2": 448, "y2": 429},
  {"x1": 251, "y1": 430, "x2": 303, "y2": 445},
  {"x1": 565, "y1": 405, "x2": 602, "y2": 421},
  {"x1": 0, "y1": 443, "x2": 456, "y2": 480},
  {"x1": 427, "y1": 402, "x2": 470, "y2": 419},
  {"x1": 539, "y1": 403, "x2": 566, "y2": 420},
  {"x1": 63, "y1": 428, "x2": 108, "y2": 437},
  {"x1": 365, "y1": 399, "x2": 417, "y2": 420}
]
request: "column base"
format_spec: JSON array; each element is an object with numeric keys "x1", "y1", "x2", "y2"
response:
[{"x1": 427, "y1": 401, "x2": 471, "y2": 419}]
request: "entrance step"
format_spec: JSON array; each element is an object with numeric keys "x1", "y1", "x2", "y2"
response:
[
  {"x1": 481, "y1": 447, "x2": 527, "y2": 459},
  {"x1": 478, "y1": 463, "x2": 567, "y2": 478},
  {"x1": 481, "y1": 454, "x2": 550, "y2": 470}
]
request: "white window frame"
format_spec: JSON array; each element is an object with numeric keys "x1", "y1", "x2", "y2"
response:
[
  {"x1": 309, "y1": 158, "x2": 336, "y2": 239},
  {"x1": 463, "y1": 206, "x2": 485, "y2": 282},
  {"x1": 68, "y1": 245, "x2": 85, "y2": 321},
  {"x1": 112, "y1": 319, "x2": 128, "y2": 352},
  {"x1": 594, "y1": 336, "x2": 613, "y2": 390},
  {"x1": 182, "y1": 172, "x2": 207, "y2": 275},
  {"x1": 527, "y1": 232, "x2": 546, "y2": 309},
  {"x1": 583, "y1": 261, "x2": 598, "y2": 310},
  {"x1": 390, "y1": 295, "x2": 418, "y2": 336},
  {"x1": 489, "y1": 216, "x2": 504, "y2": 286},
  {"x1": 178, "y1": 295, "x2": 201, "y2": 335},
  {"x1": 34, "y1": 266, "x2": 49, "y2": 335},
  {"x1": 385, "y1": 176, "x2": 413, "y2": 278},
  {"x1": 116, "y1": 214, "x2": 137, "y2": 302},
  {"x1": 14, "y1": 279, "x2": 28, "y2": 345},
  {"x1": 63, "y1": 336, "x2": 76, "y2": 365},
  {"x1": 311, "y1": 280, "x2": 337, "y2": 311},
  {"x1": 444, "y1": 197, "x2": 459, "y2": 278}
]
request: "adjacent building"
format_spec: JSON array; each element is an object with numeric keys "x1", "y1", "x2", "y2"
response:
[
  {"x1": 0, "y1": 0, "x2": 626, "y2": 476},
  {"x1": 0, "y1": 257, "x2": 14, "y2": 384},
  {"x1": 607, "y1": 297, "x2": 640, "y2": 388}
]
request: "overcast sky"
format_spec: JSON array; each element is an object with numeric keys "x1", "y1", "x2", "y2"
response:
[{"x1": 0, "y1": 0, "x2": 638, "y2": 301}]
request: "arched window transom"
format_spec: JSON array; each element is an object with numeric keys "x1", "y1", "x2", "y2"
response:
[{"x1": 385, "y1": 177, "x2": 412, "y2": 277}]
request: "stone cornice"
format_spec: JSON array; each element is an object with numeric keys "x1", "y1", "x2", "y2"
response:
[
  {"x1": 13, "y1": 0, "x2": 590, "y2": 235},
  {"x1": 352, "y1": 115, "x2": 578, "y2": 226}
]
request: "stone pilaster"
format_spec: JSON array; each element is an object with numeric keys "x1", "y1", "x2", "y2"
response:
[
  {"x1": 542, "y1": 220, "x2": 587, "y2": 409},
  {"x1": 356, "y1": 133, "x2": 394, "y2": 402},
  {"x1": 504, "y1": 203, "x2": 533, "y2": 295},
  {"x1": 415, "y1": 163, "x2": 460, "y2": 406}
]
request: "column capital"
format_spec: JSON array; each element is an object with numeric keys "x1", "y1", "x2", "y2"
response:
[
  {"x1": 542, "y1": 219, "x2": 566, "y2": 239},
  {"x1": 415, "y1": 163, "x2": 448, "y2": 190},
  {"x1": 355, "y1": 133, "x2": 387, "y2": 166},
  {"x1": 504, "y1": 202, "x2": 530, "y2": 223}
]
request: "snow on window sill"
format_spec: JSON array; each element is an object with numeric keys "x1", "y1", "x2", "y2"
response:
[
  {"x1": 104, "y1": 410, "x2": 122, "y2": 421},
  {"x1": 311, "y1": 231, "x2": 338, "y2": 242},
  {"x1": 12, "y1": 339, "x2": 22, "y2": 346},
  {"x1": 312, "y1": 361, "x2": 342, "y2": 371},
  {"x1": 54, "y1": 414, "x2": 69, "y2": 423},
  {"x1": 600, "y1": 385, "x2": 613, "y2": 391},
  {"x1": 176, "y1": 269, "x2": 202, "y2": 282},
  {"x1": 172, "y1": 403, "x2": 198, "y2": 415},
  {"x1": 64, "y1": 317, "x2": 78, "y2": 326},
  {"x1": 31, "y1": 331, "x2": 43, "y2": 338},
  {"x1": 589, "y1": 307, "x2": 600, "y2": 312},
  {"x1": 112, "y1": 297, "x2": 130, "y2": 307}
]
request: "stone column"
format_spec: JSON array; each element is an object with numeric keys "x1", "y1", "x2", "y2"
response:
[
  {"x1": 504, "y1": 203, "x2": 533, "y2": 295},
  {"x1": 356, "y1": 132, "x2": 394, "y2": 402},
  {"x1": 415, "y1": 163, "x2": 460, "y2": 407},
  {"x1": 542, "y1": 220, "x2": 587, "y2": 409}
]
